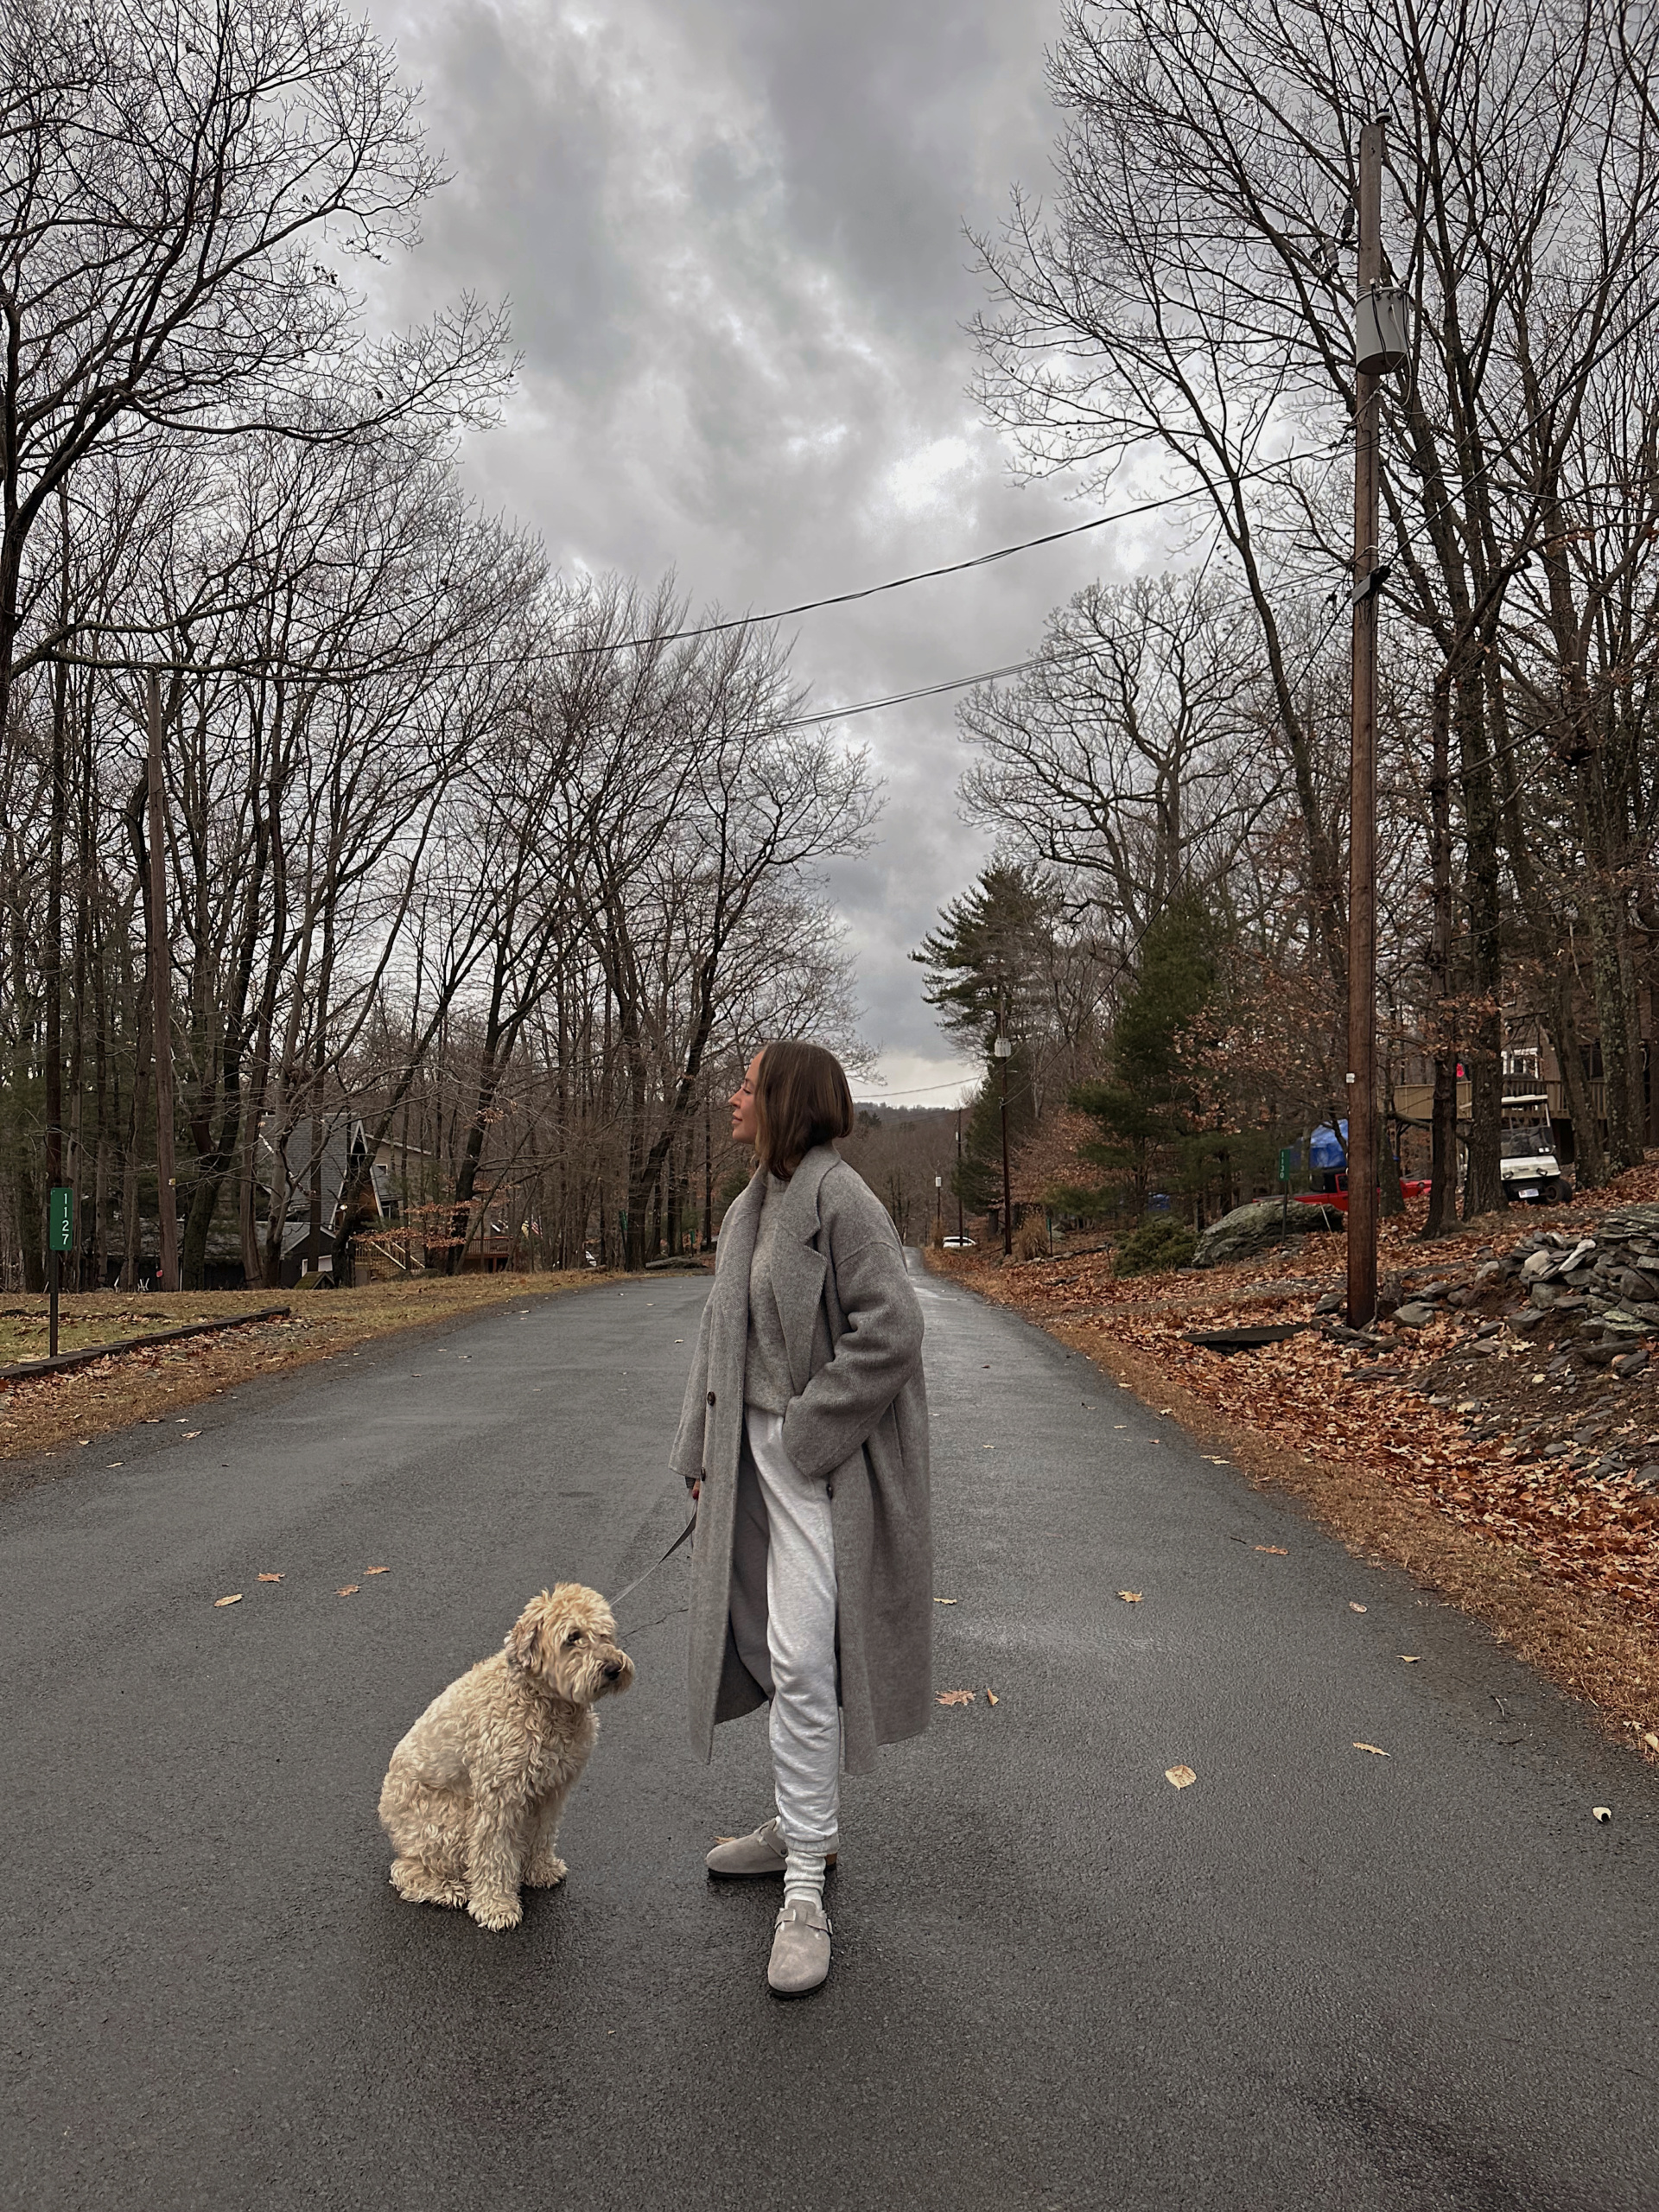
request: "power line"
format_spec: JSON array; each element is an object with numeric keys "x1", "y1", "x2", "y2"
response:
[
  {"x1": 594, "y1": 466, "x2": 1294, "y2": 655},
  {"x1": 856, "y1": 1076, "x2": 982, "y2": 1100},
  {"x1": 778, "y1": 652, "x2": 1054, "y2": 731},
  {"x1": 37, "y1": 461, "x2": 1299, "y2": 686}
]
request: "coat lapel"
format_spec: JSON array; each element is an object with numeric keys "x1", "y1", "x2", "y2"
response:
[{"x1": 770, "y1": 1147, "x2": 835, "y2": 1394}]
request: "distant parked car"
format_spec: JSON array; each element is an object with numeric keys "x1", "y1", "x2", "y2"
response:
[{"x1": 942, "y1": 1235, "x2": 976, "y2": 1249}]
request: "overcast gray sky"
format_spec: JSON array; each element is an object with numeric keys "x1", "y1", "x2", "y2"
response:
[{"x1": 364, "y1": 0, "x2": 1162, "y2": 1102}]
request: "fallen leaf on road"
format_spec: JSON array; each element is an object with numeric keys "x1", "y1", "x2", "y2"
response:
[
  {"x1": 1643, "y1": 1731, "x2": 1659, "y2": 1751},
  {"x1": 937, "y1": 1689, "x2": 976, "y2": 1706},
  {"x1": 986, "y1": 1688, "x2": 1000, "y2": 1706},
  {"x1": 1349, "y1": 1603, "x2": 1368, "y2": 1613},
  {"x1": 364, "y1": 1566, "x2": 390, "y2": 1575},
  {"x1": 337, "y1": 1585, "x2": 360, "y2": 1598},
  {"x1": 1592, "y1": 1805, "x2": 1612, "y2": 1822},
  {"x1": 1255, "y1": 1545, "x2": 1287, "y2": 1555},
  {"x1": 1165, "y1": 1764, "x2": 1197, "y2": 1789},
  {"x1": 182, "y1": 1431, "x2": 201, "y2": 1440},
  {"x1": 213, "y1": 1593, "x2": 242, "y2": 1608},
  {"x1": 933, "y1": 1596, "x2": 958, "y2": 1605},
  {"x1": 1399, "y1": 1654, "x2": 1420, "y2": 1662},
  {"x1": 1116, "y1": 1590, "x2": 1144, "y2": 1603},
  {"x1": 257, "y1": 1573, "x2": 283, "y2": 1584},
  {"x1": 1353, "y1": 1742, "x2": 1389, "y2": 1757},
  {"x1": 105, "y1": 1461, "x2": 121, "y2": 1468}
]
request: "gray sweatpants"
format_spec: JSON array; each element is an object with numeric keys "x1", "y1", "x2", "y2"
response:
[{"x1": 730, "y1": 1406, "x2": 841, "y2": 1853}]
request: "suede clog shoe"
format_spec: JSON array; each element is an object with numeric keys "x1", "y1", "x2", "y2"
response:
[
  {"x1": 767, "y1": 1899, "x2": 831, "y2": 1996},
  {"x1": 705, "y1": 1817, "x2": 838, "y2": 1877}
]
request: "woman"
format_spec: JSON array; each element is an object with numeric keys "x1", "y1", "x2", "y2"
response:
[{"x1": 670, "y1": 1039, "x2": 932, "y2": 1997}]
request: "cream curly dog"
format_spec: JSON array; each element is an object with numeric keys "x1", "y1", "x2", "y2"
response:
[{"x1": 378, "y1": 1584, "x2": 634, "y2": 1931}]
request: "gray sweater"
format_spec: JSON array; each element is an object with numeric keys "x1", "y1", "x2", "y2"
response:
[{"x1": 744, "y1": 1173, "x2": 794, "y2": 1413}]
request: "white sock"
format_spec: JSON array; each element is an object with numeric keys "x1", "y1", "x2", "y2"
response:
[{"x1": 783, "y1": 1843, "x2": 827, "y2": 1910}]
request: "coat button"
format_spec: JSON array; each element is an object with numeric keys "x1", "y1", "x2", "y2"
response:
[{"x1": 707, "y1": 1391, "x2": 716, "y2": 1406}]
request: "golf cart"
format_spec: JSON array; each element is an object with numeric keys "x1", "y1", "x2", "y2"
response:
[{"x1": 1499, "y1": 1094, "x2": 1566, "y2": 1205}]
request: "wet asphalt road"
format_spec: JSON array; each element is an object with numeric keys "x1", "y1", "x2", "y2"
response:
[{"x1": 3, "y1": 1261, "x2": 1657, "y2": 2212}]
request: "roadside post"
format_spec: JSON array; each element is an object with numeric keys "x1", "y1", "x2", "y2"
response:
[
  {"x1": 994, "y1": 1036, "x2": 1014, "y2": 1256},
  {"x1": 1278, "y1": 1144, "x2": 1299, "y2": 1236},
  {"x1": 48, "y1": 1185, "x2": 74, "y2": 1357},
  {"x1": 955, "y1": 1109, "x2": 964, "y2": 1244},
  {"x1": 934, "y1": 1173, "x2": 943, "y2": 1242}
]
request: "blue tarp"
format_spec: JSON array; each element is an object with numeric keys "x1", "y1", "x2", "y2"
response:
[{"x1": 1309, "y1": 1121, "x2": 1349, "y2": 1171}]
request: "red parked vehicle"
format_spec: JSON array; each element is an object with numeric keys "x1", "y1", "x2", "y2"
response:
[{"x1": 1293, "y1": 1177, "x2": 1429, "y2": 1215}]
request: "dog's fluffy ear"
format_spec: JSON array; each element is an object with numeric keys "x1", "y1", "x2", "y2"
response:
[{"x1": 505, "y1": 1591, "x2": 556, "y2": 1675}]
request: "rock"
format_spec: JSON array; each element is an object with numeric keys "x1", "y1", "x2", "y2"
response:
[
  {"x1": 1191, "y1": 1198, "x2": 1343, "y2": 1268},
  {"x1": 1541, "y1": 1440, "x2": 1573, "y2": 1459},
  {"x1": 1508, "y1": 1309, "x2": 1544, "y2": 1333},
  {"x1": 1529, "y1": 1284, "x2": 1561, "y2": 1309},
  {"x1": 1313, "y1": 1290, "x2": 1344, "y2": 1315},
  {"x1": 1520, "y1": 1249, "x2": 1556, "y2": 1281},
  {"x1": 1611, "y1": 1268, "x2": 1652, "y2": 1301},
  {"x1": 1632, "y1": 1465, "x2": 1659, "y2": 1488},
  {"x1": 1615, "y1": 1350, "x2": 1649, "y2": 1378},
  {"x1": 1393, "y1": 1301, "x2": 1439, "y2": 1328}
]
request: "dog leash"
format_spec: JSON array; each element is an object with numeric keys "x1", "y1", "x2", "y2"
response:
[{"x1": 610, "y1": 1507, "x2": 699, "y2": 1610}]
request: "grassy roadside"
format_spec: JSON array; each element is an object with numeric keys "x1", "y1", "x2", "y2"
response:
[
  {"x1": 927, "y1": 1194, "x2": 1659, "y2": 1763},
  {"x1": 0, "y1": 1273, "x2": 607, "y2": 1481}
]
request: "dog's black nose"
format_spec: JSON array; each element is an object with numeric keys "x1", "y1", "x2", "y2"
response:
[{"x1": 603, "y1": 1662, "x2": 622, "y2": 1681}]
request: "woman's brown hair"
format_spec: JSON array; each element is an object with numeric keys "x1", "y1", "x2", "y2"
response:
[{"x1": 753, "y1": 1039, "x2": 855, "y2": 1179}]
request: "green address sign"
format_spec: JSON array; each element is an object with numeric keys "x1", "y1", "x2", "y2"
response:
[{"x1": 48, "y1": 1185, "x2": 74, "y2": 1253}]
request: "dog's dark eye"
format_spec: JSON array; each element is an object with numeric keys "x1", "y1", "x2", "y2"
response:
[{"x1": 565, "y1": 1630, "x2": 582, "y2": 1645}]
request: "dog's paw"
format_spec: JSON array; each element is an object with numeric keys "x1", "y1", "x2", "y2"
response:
[
  {"x1": 467, "y1": 1892, "x2": 524, "y2": 1932},
  {"x1": 390, "y1": 1858, "x2": 467, "y2": 1909},
  {"x1": 524, "y1": 1853, "x2": 568, "y2": 1889}
]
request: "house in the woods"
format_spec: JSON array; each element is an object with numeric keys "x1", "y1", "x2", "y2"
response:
[
  {"x1": 254, "y1": 1116, "x2": 404, "y2": 1287},
  {"x1": 1390, "y1": 1021, "x2": 1651, "y2": 1186}
]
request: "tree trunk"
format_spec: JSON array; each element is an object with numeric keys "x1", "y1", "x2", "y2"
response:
[
  {"x1": 1459, "y1": 667, "x2": 1504, "y2": 1217},
  {"x1": 1425, "y1": 670, "x2": 1459, "y2": 1236}
]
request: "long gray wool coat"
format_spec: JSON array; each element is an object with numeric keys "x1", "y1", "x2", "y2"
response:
[{"x1": 669, "y1": 1144, "x2": 932, "y2": 1773}]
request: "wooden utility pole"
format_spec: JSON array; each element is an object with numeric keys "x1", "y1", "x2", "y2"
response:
[
  {"x1": 1347, "y1": 119, "x2": 1385, "y2": 1327},
  {"x1": 996, "y1": 1039, "x2": 1014, "y2": 1255},
  {"x1": 956, "y1": 1109, "x2": 964, "y2": 1244},
  {"x1": 146, "y1": 672, "x2": 179, "y2": 1293}
]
